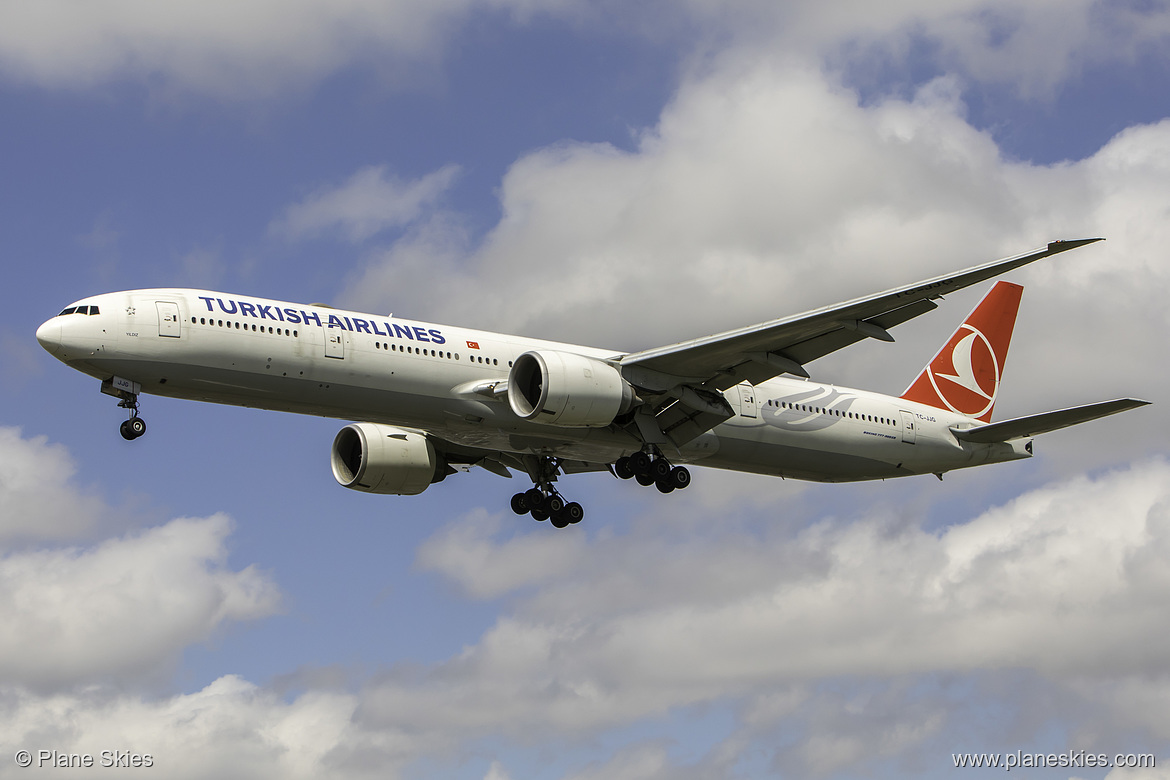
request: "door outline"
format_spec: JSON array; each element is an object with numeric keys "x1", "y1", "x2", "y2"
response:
[
  {"x1": 738, "y1": 383, "x2": 758, "y2": 418},
  {"x1": 324, "y1": 328, "x2": 345, "y2": 359},
  {"x1": 899, "y1": 410, "x2": 916, "y2": 444},
  {"x1": 156, "y1": 301, "x2": 181, "y2": 338}
]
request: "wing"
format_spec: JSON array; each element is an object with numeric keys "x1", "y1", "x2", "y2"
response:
[
  {"x1": 617, "y1": 239, "x2": 1103, "y2": 448},
  {"x1": 950, "y1": 398, "x2": 1150, "y2": 443}
]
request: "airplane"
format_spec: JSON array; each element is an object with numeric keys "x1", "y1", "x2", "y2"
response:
[{"x1": 36, "y1": 238, "x2": 1148, "y2": 528}]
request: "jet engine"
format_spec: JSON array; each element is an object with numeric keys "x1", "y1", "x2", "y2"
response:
[
  {"x1": 330, "y1": 423, "x2": 445, "y2": 495},
  {"x1": 507, "y1": 350, "x2": 636, "y2": 427}
]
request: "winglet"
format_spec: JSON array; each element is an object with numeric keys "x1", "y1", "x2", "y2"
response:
[
  {"x1": 1047, "y1": 237, "x2": 1104, "y2": 254},
  {"x1": 900, "y1": 281, "x2": 1023, "y2": 422}
]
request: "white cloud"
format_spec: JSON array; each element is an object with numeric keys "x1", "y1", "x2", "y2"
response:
[
  {"x1": 0, "y1": 427, "x2": 105, "y2": 544},
  {"x1": 0, "y1": 513, "x2": 280, "y2": 689},
  {"x1": 0, "y1": 675, "x2": 363, "y2": 780},
  {"x1": 399, "y1": 459, "x2": 1170, "y2": 748},
  {"x1": 2, "y1": 1, "x2": 1167, "y2": 100},
  {"x1": 270, "y1": 164, "x2": 460, "y2": 244},
  {"x1": 0, "y1": 0, "x2": 474, "y2": 97}
]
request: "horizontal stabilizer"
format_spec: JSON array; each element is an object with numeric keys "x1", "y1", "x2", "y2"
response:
[{"x1": 951, "y1": 398, "x2": 1150, "y2": 443}]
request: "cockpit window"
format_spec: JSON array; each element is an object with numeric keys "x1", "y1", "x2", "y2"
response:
[
  {"x1": 57, "y1": 305, "x2": 99, "y2": 316},
  {"x1": 59, "y1": 307, "x2": 77, "y2": 316},
  {"x1": 87, "y1": 306, "x2": 99, "y2": 315},
  {"x1": 75, "y1": 306, "x2": 89, "y2": 315}
]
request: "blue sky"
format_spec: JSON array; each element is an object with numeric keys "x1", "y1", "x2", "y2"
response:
[{"x1": 2, "y1": 2, "x2": 1169, "y2": 778}]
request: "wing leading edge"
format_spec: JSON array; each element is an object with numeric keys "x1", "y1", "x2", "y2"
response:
[
  {"x1": 616, "y1": 239, "x2": 1104, "y2": 448},
  {"x1": 950, "y1": 398, "x2": 1150, "y2": 443}
]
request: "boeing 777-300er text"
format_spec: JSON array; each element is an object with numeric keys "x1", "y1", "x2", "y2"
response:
[{"x1": 37, "y1": 238, "x2": 1148, "y2": 528}]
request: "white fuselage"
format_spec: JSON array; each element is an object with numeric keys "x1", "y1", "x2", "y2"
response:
[{"x1": 37, "y1": 289, "x2": 1031, "y2": 483}]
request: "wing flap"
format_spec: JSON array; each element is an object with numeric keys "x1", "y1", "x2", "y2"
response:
[{"x1": 950, "y1": 398, "x2": 1150, "y2": 443}]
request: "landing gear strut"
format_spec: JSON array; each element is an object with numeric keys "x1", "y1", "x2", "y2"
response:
[
  {"x1": 615, "y1": 448, "x2": 690, "y2": 494},
  {"x1": 510, "y1": 455, "x2": 584, "y2": 529},
  {"x1": 102, "y1": 378, "x2": 147, "y2": 441}
]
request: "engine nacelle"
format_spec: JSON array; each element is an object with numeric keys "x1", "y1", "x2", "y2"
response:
[
  {"x1": 330, "y1": 423, "x2": 442, "y2": 495},
  {"x1": 507, "y1": 350, "x2": 635, "y2": 427}
]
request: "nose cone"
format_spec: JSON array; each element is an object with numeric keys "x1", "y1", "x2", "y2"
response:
[{"x1": 36, "y1": 318, "x2": 62, "y2": 357}]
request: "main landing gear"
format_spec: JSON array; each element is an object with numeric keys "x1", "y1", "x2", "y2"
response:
[
  {"x1": 614, "y1": 450, "x2": 691, "y2": 494},
  {"x1": 511, "y1": 456, "x2": 584, "y2": 529}
]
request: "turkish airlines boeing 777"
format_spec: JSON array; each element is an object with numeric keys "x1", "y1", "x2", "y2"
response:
[{"x1": 36, "y1": 238, "x2": 1147, "y2": 528}]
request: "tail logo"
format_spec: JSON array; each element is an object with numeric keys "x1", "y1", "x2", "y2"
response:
[{"x1": 926, "y1": 324, "x2": 1000, "y2": 419}]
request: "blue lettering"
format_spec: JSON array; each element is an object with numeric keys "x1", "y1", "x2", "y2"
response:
[
  {"x1": 393, "y1": 324, "x2": 414, "y2": 340},
  {"x1": 198, "y1": 296, "x2": 215, "y2": 312},
  {"x1": 216, "y1": 298, "x2": 238, "y2": 315},
  {"x1": 257, "y1": 304, "x2": 275, "y2": 320},
  {"x1": 371, "y1": 320, "x2": 387, "y2": 336},
  {"x1": 275, "y1": 307, "x2": 285, "y2": 321},
  {"x1": 283, "y1": 308, "x2": 302, "y2": 324},
  {"x1": 428, "y1": 328, "x2": 445, "y2": 345},
  {"x1": 352, "y1": 318, "x2": 372, "y2": 334},
  {"x1": 327, "y1": 314, "x2": 348, "y2": 330},
  {"x1": 301, "y1": 310, "x2": 321, "y2": 326},
  {"x1": 343, "y1": 317, "x2": 353, "y2": 330},
  {"x1": 239, "y1": 302, "x2": 258, "y2": 317},
  {"x1": 413, "y1": 326, "x2": 431, "y2": 342}
]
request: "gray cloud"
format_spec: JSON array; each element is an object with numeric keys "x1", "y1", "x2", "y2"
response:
[{"x1": 270, "y1": 164, "x2": 460, "y2": 244}]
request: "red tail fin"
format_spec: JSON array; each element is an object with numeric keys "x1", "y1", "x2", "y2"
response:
[{"x1": 900, "y1": 281, "x2": 1022, "y2": 422}]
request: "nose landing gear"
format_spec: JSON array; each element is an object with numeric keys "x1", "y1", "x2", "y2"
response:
[{"x1": 102, "y1": 377, "x2": 147, "y2": 441}]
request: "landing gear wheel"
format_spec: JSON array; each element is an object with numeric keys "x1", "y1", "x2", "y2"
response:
[
  {"x1": 510, "y1": 492, "x2": 529, "y2": 514},
  {"x1": 525, "y1": 487, "x2": 545, "y2": 512},
  {"x1": 650, "y1": 458, "x2": 672, "y2": 481},
  {"x1": 630, "y1": 451, "x2": 652, "y2": 476},
  {"x1": 564, "y1": 502, "x2": 584, "y2": 524},
  {"x1": 531, "y1": 507, "x2": 549, "y2": 522},
  {"x1": 635, "y1": 472, "x2": 655, "y2": 487},
  {"x1": 614, "y1": 457, "x2": 635, "y2": 480},
  {"x1": 119, "y1": 417, "x2": 146, "y2": 440},
  {"x1": 550, "y1": 512, "x2": 570, "y2": 529},
  {"x1": 669, "y1": 466, "x2": 691, "y2": 490},
  {"x1": 546, "y1": 494, "x2": 565, "y2": 513},
  {"x1": 655, "y1": 478, "x2": 675, "y2": 494}
]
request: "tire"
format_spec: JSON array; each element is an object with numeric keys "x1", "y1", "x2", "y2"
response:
[
  {"x1": 550, "y1": 513, "x2": 570, "y2": 529},
  {"x1": 655, "y1": 478, "x2": 675, "y2": 494},
  {"x1": 525, "y1": 488, "x2": 545, "y2": 512},
  {"x1": 614, "y1": 457, "x2": 634, "y2": 480},
  {"x1": 531, "y1": 507, "x2": 549, "y2": 522},
  {"x1": 650, "y1": 458, "x2": 672, "y2": 480},
  {"x1": 128, "y1": 417, "x2": 146, "y2": 438},
  {"x1": 510, "y1": 493, "x2": 529, "y2": 514},
  {"x1": 119, "y1": 420, "x2": 135, "y2": 440},
  {"x1": 635, "y1": 472, "x2": 655, "y2": 487},
  {"x1": 669, "y1": 466, "x2": 691, "y2": 490},
  {"x1": 630, "y1": 451, "x2": 651, "y2": 476},
  {"x1": 546, "y1": 494, "x2": 565, "y2": 513},
  {"x1": 564, "y1": 502, "x2": 584, "y2": 524}
]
